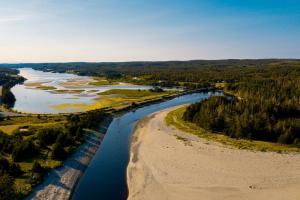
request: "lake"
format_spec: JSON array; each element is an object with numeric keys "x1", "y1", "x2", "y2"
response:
[{"x1": 11, "y1": 68, "x2": 152, "y2": 113}]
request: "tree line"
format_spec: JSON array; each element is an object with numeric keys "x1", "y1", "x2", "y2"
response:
[
  {"x1": 0, "y1": 67, "x2": 25, "y2": 108},
  {"x1": 3, "y1": 59, "x2": 300, "y2": 89},
  {"x1": 183, "y1": 70, "x2": 300, "y2": 145}
]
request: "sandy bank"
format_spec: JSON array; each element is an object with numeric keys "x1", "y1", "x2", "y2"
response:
[
  {"x1": 127, "y1": 107, "x2": 300, "y2": 200},
  {"x1": 26, "y1": 119, "x2": 111, "y2": 200}
]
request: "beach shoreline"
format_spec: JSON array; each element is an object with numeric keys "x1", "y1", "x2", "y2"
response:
[{"x1": 127, "y1": 107, "x2": 300, "y2": 200}]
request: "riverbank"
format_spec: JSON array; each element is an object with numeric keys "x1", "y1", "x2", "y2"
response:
[
  {"x1": 26, "y1": 118, "x2": 112, "y2": 200},
  {"x1": 9, "y1": 89, "x2": 211, "y2": 199},
  {"x1": 127, "y1": 107, "x2": 300, "y2": 200}
]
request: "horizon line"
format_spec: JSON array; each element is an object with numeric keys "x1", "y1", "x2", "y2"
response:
[{"x1": 1, "y1": 58, "x2": 300, "y2": 65}]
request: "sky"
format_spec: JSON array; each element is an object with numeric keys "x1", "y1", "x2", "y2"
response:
[{"x1": 0, "y1": 0, "x2": 300, "y2": 62}]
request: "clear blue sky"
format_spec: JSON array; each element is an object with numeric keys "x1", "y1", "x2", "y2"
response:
[{"x1": 0, "y1": 0, "x2": 299, "y2": 62}]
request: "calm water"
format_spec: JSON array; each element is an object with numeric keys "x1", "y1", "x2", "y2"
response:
[
  {"x1": 11, "y1": 68, "x2": 152, "y2": 113},
  {"x1": 72, "y1": 91, "x2": 223, "y2": 200}
]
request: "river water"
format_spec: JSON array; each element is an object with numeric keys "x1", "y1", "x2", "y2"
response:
[{"x1": 72, "y1": 91, "x2": 223, "y2": 200}]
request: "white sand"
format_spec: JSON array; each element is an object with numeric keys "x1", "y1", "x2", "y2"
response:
[{"x1": 127, "y1": 107, "x2": 300, "y2": 200}]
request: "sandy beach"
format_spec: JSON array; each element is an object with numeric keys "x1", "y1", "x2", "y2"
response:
[{"x1": 127, "y1": 107, "x2": 300, "y2": 200}]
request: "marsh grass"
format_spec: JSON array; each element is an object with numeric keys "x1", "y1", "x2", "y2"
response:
[{"x1": 52, "y1": 89, "x2": 177, "y2": 112}]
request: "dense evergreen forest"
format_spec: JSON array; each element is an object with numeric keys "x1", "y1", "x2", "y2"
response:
[
  {"x1": 0, "y1": 67, "x2": 25, "y2": 107},
  {"x1": 183, "y1": 61, "x2": 300, "y2": 145},
  {"x1": 2, "y1": 59, "x2": 299, "y2": 88}
]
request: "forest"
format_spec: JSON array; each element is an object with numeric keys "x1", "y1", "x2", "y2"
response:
[
  {"x1": 183, "y1": 63, "x2": 300, "y2": 145},
  {"x1": 0, "y1": 67, "x2": 25, "y2": 107},
  {"x1": 0, "y1": 110, "x2": 109, "y2": 199},
  {"x1": 1, "y1": 59, "x2": 299, "y2": 88}
]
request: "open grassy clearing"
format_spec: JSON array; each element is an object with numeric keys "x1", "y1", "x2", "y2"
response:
[
  {"x1": 165, "y1": 106, "x2": 300, "y2": 153},
  {"x1": 88, "y1": 77, "x2": 117, "y2": 86},
  {"x1": 0, "y1": 124, "x2": 20, "y2": 135},
  {"x1": 0, "y1": 115, "x2": 67, "y2": 135}
]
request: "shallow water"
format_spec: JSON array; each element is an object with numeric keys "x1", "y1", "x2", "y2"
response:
[
  {"x1": 72, "y1": 91, "x2": 223, "y2": 200},
  {"x1": 11, "y1": 68, "x2": 152, "y2": 113}
]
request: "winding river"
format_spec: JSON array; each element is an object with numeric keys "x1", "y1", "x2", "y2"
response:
[
  {"x1": 72, "y1": 91, "x2": 223, "y2": 200},
  {"x1": 10, "y1": 68, "x2": 222, "y2": 199}
]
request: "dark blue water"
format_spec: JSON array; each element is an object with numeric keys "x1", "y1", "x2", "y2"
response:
[{"x1": 72, "y1": 92, "x2": 222, "y2": 200}]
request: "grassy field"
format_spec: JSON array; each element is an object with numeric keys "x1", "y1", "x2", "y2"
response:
[
  {"x1": 52, "y1": 89, "x2": 177, "y2": 112},
  {"x1": 0, "y1": 124, "x2": 20, "y2": 135},
  {"x1": 0, "y1": 113, "x2": 76, "y2": 196},
  {"x1": 88, "y1": 77, "x2": 117, "y2": 86},
  {"x1": 165, "y1": 106, "x2": 300, "y2": 153},
  {"x1": 0, "y1": 114, "x2": 67, "y2": 135}
]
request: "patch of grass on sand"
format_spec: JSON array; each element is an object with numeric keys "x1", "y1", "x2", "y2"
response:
[
  {"x1": 0, "y1": 124, "x2": 20, "y2": 135},
  {"x1": 36, "y1": 85, "x2": 56, "y2": 90},
  {"x1": 175, "y1": 135, "x2": 188, "y2": 142},
  {"x1": 165, "y1": 106, "x2": 300, "y2": 153},
  {"x1": 24, "y1": 82, "x2": 56, "y2": 90},
  {"x1": 51, "y1": 89, "x2": 84, "y2": 94},
  {"x1": 52, "y1": 97, "x2": 126, "y2": 111},
  {"x1": 89, "y1": 78, "x2": 114, "y2": 86},
  {"x1": 24, "y1": 82, "x2": 49, "y2": 87}
]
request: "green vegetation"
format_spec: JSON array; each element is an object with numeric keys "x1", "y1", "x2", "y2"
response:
[
  {"x1": 52, "y1": 89, "x2": 176, "y2": 112},
  {"x1": 89, "y1": 78, "x2": 116, "y2": 86},
  {"x1": 1, "y1": 59, "x2": 299, "y2": 198},
  {"x1": 6, "y1": 59, "x2": 299, "y2": 89},
  {"x1": 166, "y1": 106, "x2": 300, "y2": 152},
  {"x1": 51, "y1": 89, "x2": 84, "y2": 94},
  {"x1": 35, "y1": 86, "x2": 56, "y2": 90},
  {"x1": 0, "y1": 67, "x2": 25, "y2": 108},
  {"x1": 181, "y1": 62, "x2": 300, "y2": 148},
  {"x1": 0, "y1": 110, "x2": 109, "y2": 198},
  {"x1": 99, "y1": 88, "x2": 171, "y2": 98}
]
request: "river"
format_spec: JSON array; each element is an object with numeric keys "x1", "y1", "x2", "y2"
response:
[{"x1": 72, "y1": 91, "x2": 223, "y2": 200}]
